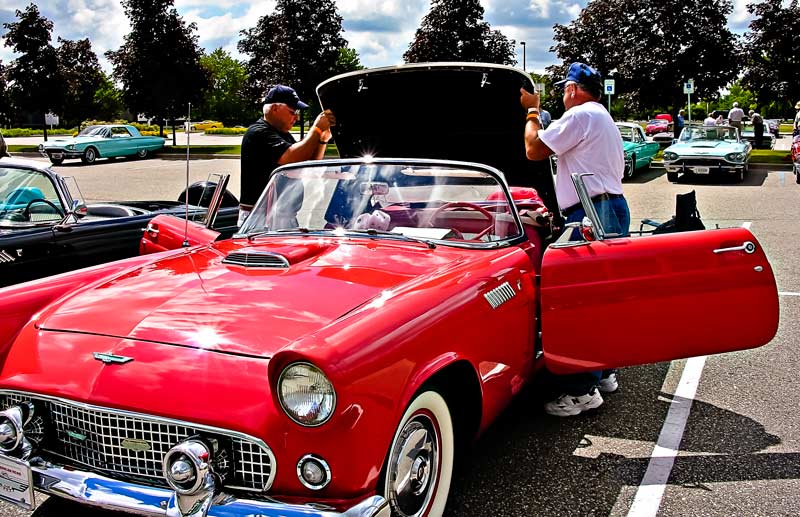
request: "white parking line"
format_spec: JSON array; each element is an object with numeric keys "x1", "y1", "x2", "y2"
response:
[
  {"x1": 627, "y1": 356, "x2": 706, "y2": 517},
  {"x1": 780, "y1": 292, "x2": 800, "y2": 296}
]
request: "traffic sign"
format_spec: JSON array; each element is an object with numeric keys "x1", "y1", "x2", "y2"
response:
[
  {"x1": 683, "y1": 79, "x2": 694, "y2": 94},
  {"x1": 534, "y1": 83, "x2": 546, "y2": 96},
  {"x1": 604, "y1": 79, "x2": 615, "y2": 95}
]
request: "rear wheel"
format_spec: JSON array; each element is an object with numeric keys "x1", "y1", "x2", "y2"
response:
[
  {"x1": 81, "y1": 146, "x2": 98, "y2": 164},
  {"x1": 381, "y1": 390, "x2": 454, "y2": 517},
  {"x1": 136, "y1": 148, "x2": 149, "y2": 159}
]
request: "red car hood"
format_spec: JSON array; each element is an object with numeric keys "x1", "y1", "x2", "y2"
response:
[{"x1": 37, "y1": 237, "x2": 470, "y2": 357}]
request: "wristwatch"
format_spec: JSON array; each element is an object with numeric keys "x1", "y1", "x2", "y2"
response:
[{"x1": 527, "y1": 107, "x2": 539, "y2": 115}]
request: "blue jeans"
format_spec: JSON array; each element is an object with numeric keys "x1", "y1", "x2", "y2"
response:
[{"x1": 556, "y1": 196, "x2": 630, "y2": 395}]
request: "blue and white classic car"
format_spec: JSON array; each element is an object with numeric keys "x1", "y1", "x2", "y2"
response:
[
  {"x1": 662, "y1": 124, "x2": 752, "y2": 183},
  {"x1": 38, "y1": 124, "x2": 165, "y2": 165}
]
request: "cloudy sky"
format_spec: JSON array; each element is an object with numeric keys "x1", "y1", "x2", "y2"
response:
[{"x1": 0, "y1": 0, "x2": 754, "y2": 75}]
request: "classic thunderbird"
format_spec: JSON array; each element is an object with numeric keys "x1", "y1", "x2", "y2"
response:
[
  {"x1": 617, "y1": 122, "x2": 660, "y2": 178},
  {"x1": 0, "y1": 157, "x2": 239, "y2": 287},
  {"x1": 662, "y1": 124, "x2": 752, "y2": 182},
  {"x1": 38, "y1": 124, "x2": 165, "y2": 165},
  {"x1": 0, "y1": 64, "x2": 780, "y2": 517},
  {"x1": 739, "y1": 122, "x2": 776, "y2": 150}
]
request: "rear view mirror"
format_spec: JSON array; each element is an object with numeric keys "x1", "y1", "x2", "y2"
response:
[{"x1": 71, "y1": 199, "x2": 88, "y2": 219}]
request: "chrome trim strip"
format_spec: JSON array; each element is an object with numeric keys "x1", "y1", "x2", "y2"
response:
[
  {"x1": 0, "y1": 390, "x2": 277, "y2": 492},
  {"x1": 24, "y1": 461, "x2": 389, "y2": 517},
  {"x1": 484, "y1": 282, "x2": 516, "y2": 309}
]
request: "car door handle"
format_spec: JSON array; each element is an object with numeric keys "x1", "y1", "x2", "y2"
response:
[
  {"x1": 713, "y1": 241, "x2": 756, "y2": 254},
  {"x1": 144, "y1": 223, "x2": 159, "y2": 236}
]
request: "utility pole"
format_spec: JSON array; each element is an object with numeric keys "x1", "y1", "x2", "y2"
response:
[{"x1": 520, "y1": 41, "x2": 526, "y2": 71}]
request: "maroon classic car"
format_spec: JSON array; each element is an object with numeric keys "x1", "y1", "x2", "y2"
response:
[{"x1": 0, "y1": 64, "x2": 780, "y2": 517}]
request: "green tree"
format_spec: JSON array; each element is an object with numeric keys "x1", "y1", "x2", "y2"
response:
[
  {"x1": 335, "y1": 47, "x2": 364, "y2": 74},
  {"x1": 551, "y1": 0, "x2": 739, "y2": 133},
  {"x1": 93, "y1": 72, "x2": 125, "y2": 121},
  {"x1": 404, "y1": 0, "x2": 515, "y2": 65},
  {"x1": 238, "y1": 0, "x2": 356, "y2": 109},
  {"x1": 106, "y1": 0, "x2": 208, "y2": 139},
  {"x1": 199, "y1": 48, "x2": 253, "y2": 125},
  {"x1": 57, "y1": 38, "x2": 104, "y2": 127},
  {"x1": 2, "y1": 3, "x2": 65, "y2": 138},
  {"x1": 0, "y1": 61, "x2": 10, "y2": 126},
  {"x1": 741, "y1": 0, "x2": 800, "y2": 118}
]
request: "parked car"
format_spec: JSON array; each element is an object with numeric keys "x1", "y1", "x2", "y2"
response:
[
  {"x1": 662, "y1": 124, "x2": 752, "y2": 182},
  {"x1": 645, "y1": 118, "x2": 670, "y2": 136},
  {"x1": 792, "y1": 134, "x2": 800, "y2": 184},
  {"x1": 38, "y1": 124, "x2": 165, "y2": 165},
  {"x1": 192, "y1": 120, "x2": 224, "y2": 131},
  {"x1": 739, "y1": 122, "x2": 776, "y2": 149},
  {"x1": 765, "y1": 119, "x2": 780, "y2": 138},
  {"x1": 0, "y1": 157, "x2": 239, "y2": 287},
  {"x1": 617, "y1": 122, "x2": 660, "y2": 178},
  {"x1": 0, "y1": 63, "x2": 780, "y2": 517}
]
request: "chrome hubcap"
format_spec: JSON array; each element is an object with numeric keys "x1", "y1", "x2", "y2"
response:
[{"x1": 388, "y1": 416, "x2": 438, "y2": 517}]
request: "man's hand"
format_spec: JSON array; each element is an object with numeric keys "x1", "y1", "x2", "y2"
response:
[
  {"x1": 313, "y1": 109, "x2": 336, "y2": 141},
  {"x1": 520, "y1": 88, "x2": 540, "y2": 111}
]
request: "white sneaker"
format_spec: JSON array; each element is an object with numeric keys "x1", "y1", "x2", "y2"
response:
[
  {"x1": 598, "y1": 373, "x2": 619, "y2": 393},
  {"x1": 544, "y1": 390, "x2": 603, "y2": 417}
]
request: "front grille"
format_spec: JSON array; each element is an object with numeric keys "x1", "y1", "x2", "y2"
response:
[
  {"x1": 0, "y1": 392, "x2": 275, "y2": 492},
  {"x1": 675, "y1": 158, "x2": 730, "y2": 167}
]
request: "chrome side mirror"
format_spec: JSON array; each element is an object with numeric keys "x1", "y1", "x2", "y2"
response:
[{"x1": 71, "y1": 199, "x2": 88, "y2": 219}]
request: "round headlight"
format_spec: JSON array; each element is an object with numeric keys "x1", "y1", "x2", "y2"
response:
[
  {"x1": 725, "y1": 152, "x2": 744, "y2": 162},
  {"x1": 66, "y1": 144, "x2": 74, "y2": 150},
  {"x1": 0, "y1": 420, "x2": 18, "y2": 451},
  {"x1": 663, "y1": 151, "x2": 678, "y2": 161},
  {"x1": 278, "y1": 363, "x2": 336, "y2": 426}
]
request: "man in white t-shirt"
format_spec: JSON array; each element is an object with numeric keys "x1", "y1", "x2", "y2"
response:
[
  {"x1": 520, "y1": 62, "x2": 628, "y2": 417},
  {"x1": 728, "y1": 102, "x2": 744, "y2": 132}
]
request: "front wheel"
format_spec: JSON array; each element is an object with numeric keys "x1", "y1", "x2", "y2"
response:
[
  {"x1": 49, "y1": 156, "x2": 64, "y2": 165},
  {"x1": 666, "y1": 170, "x2": 678, "y2": 182},
  {"x1": 81, "y1": 146, "x2": 98, "y2": 164},
  {"x1": 381, "y1": 390, "x2": 454, "y2": 517},
  {"x1": 623, "y1": 154, "x2": 635, "y2": 179},
  {"x1": 136, "y1": 148, "x2": 149, "y2": 159}
]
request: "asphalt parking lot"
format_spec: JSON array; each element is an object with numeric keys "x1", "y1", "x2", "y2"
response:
[{"x1": 1, "y1": 156, "x2": 798, "y2": 516}]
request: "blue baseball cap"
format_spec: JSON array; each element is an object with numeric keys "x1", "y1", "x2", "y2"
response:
[
  {"x1": 263, "y1": 85, "x2": 309, "y2": 110},
  {"x1": 554, "y1": 62, "x2": 603, "y2": 87}
]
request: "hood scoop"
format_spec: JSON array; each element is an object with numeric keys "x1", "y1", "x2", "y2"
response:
[{"x1": 222, "y1": 250, "x2": 290, "y2": 268}]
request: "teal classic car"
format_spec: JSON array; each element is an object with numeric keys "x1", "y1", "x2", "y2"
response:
[
  {"x1": 662, "y1": 124, "x2": 751, "y2": 183},
  {"x1": 38, "y1": 125, "x2": 165, "y2": 165},
  {"x1": 617, "y1": 122, "x2": 660, "y2": 178}
]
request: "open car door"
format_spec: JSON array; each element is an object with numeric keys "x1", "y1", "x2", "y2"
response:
[{"x1": 540, "y1": 174, "x2": 779, "y2": 374}]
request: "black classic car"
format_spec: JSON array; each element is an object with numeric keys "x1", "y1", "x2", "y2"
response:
[{"x1": 0, "y1": 157, "x2": 239, "y2": 286}]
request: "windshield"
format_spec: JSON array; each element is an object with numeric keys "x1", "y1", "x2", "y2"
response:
[
  {"x1": 618, "y1": 125, "x2": 637, "y2": 142},
  {"x1": 0, "y1": 166, "x2": 64, "y2": 227},
  {"x1": 78, "y1": 126, "x2": 109, "y2": 137},
  {"x1": 238, "y1": 160, "x2": 523, "y2": 247},
  {"x1": 648, "y1": 120, "x2": 666, "y2": 125},
  {"x1": 680, "y1": 126, "x2": 739, "y2": 143}
]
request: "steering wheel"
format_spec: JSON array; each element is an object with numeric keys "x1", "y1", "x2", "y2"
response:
[
  {"x1": 430, "y1": 202, "x2": 495, "y2": 240},
  {"x1": 22, "y1": 198, "x2": 64, "y2": 221}
]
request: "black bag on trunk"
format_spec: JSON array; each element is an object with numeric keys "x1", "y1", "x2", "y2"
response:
[{"x1": 653, "y1": 190, "x2": 705, "y2": 234}]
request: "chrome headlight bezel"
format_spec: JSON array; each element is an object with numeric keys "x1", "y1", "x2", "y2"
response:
[
  {"x1": 663, "y1": 151, "x2": 679, "y2": 162},
  {"x1": 277, "y1": 362, "x2": 336, "y2": 427},
  {"x1": 66, "y1": 144, "x2": 75, "y2": 150},
  {"x1": 725, "y1": 152, "x2": 745, "y2": 162}
]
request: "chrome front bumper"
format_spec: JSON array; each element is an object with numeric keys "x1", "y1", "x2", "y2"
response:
[{"x1": 29, "y1": 461, "x2": 389, "y2": 517}]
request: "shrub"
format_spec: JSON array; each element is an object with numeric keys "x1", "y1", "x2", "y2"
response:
[
  {"x1": 206, "y1": 127, "x2": 248, "y2": 135},
  {"x1": 1, "y1": 128, "x2": 74, "y2": 137}
]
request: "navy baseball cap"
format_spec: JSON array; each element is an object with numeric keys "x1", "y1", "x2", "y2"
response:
[
  {"x1": 263, "y1": 85, "x2": 309, "y2": 110},
  {"x1": 554, "y1": 62, "x2": 602, "y2": 87}
]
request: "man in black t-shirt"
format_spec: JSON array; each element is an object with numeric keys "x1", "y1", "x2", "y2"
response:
[{"x1": 238, "y1": 84, "x2": 336, "y2": 226}]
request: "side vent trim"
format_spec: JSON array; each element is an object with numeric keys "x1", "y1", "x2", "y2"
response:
[
  {"x1": 223, "y1": 250, "x2": 290, "y2": 268},
  {"x1": 484, "y1": 281, "x2": 516, "y2": 309}
]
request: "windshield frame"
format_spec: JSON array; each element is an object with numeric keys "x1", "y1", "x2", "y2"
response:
[{"x1": 235, "y1": 157, "x2": 528, "y2": 249}]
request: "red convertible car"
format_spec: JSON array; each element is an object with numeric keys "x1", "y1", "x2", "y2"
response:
[
  {"x1": 0, "y1": 64, "x2": 780, "y2": 517},
  {"x1": 645, "y1": 117, "x2": 670, "y2": 136}
]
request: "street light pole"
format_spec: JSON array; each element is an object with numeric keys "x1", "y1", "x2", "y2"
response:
[{"x1": 520, "y1": 41, "x2": 526, "y2": 71}]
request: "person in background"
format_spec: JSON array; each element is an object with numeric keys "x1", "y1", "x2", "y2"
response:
[
  {"x1": 728, "y1": 102, "x2": 744, "y2": 132},
  {"x1": 539, "y1": 108, "x2": 552, "y2": 129},
  {"x1": 749, "y1": 109, "x2": 764, "y2": 148},
  {"x1": 676, "y1": 109, "x2": 686, "y2": 135},
  {"x1": 520, "y1": 62, "x2": 628, "y2": 417},
  {"x1": 238, "y1": 85, "x2": 336, "y2": 227},
  {"x1": 704, "y1": 111, "x2": 717, "y2": 126},
  {"x1": 793, "y1": 101, "x2": 800, "y2": 137},
  {"x1": 0, "y1": 132, "x2": 8, "y2": 157}
]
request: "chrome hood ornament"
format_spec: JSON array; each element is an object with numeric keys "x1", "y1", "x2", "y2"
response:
[{"x1": 93, "y1": 353, "x2": 134, "y2": 365}]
